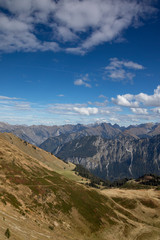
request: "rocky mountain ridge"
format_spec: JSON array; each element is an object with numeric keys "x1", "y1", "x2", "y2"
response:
[
  {"x1": 1, "y1": 122, "x2": 160, "y2": 146},
  {"x1": 1, "y1": 122, "x2": 160, "y2": 181},
  {"x1": 38, "y1": 122, "x2": 160, "y2": 153}
]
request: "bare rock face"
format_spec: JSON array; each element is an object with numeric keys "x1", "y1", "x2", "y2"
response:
[
  {"x1": 39, "y1": 122, "x2": 160, "y2": 153},
  {"x1": 56, "y1": 135, "x2": 160, "y2": 181}
]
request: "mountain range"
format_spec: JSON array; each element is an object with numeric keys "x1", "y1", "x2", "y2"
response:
[
  {"x1": 55, "y1": 134, "x2": 160, "y2": 181},
  {"x1": 1, "y1": 122, "x2": 160, "y2": 146},
  {"x1": 0, "y1": 122, "x2": 160, "y2": 181}
]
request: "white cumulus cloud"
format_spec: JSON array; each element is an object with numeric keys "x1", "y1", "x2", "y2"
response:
[
  {"x1": 0, "y1": 0, "x2": 157, "y2": 53},
  {"x1": 105, "y1": 58, "x2": 144, "y2": 82},
  {"x1": 112, "y1": 85, "x2": 160, "y2": 108},
  {"x1": 74, "y1": 74, "x2": 91, "y2": 88},
  {"x1": 112, "y1": 94, "x2": 139, "y2": 107},
  {"x1": 136, "y1": 86, "x2": 160, "y2": 107},
  {"x1": 73, "y1": 107, "x2": 98, "y2": 116},
  {"x1": 131, "y1": 108, "x2": 148, "y2": 115}
]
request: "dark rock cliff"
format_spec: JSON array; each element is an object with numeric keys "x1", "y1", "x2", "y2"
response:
[{"x1": 56, "y1": 135, "x2": 160, "y2": 181}]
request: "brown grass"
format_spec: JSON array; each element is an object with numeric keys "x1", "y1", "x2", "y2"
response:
[{"x1": 0, "y1": 132, "x2": 160, "y2": 240}]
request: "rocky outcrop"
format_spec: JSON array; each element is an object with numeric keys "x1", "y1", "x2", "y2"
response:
[{"x1": 56, "y1": 135, "x2": 160, "y2": 181}]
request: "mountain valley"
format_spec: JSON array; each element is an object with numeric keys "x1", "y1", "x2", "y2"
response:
[
  {"x1": 0, "y1": 132, "x2": 160, "y2": 239},
  {"x1": 1, "y1": 122, "x2": 160, "y2": 181}
]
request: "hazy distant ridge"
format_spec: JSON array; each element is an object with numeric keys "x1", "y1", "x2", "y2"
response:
[{"x1": 1, "y1": 122, "x2": 160, "y2": 146}]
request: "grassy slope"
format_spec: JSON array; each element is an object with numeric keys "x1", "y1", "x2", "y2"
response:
[
  {"x1": 101, "y1": 188, "x2": 160, "y2": 240},
  {"x1": 0, "y1": 133, "x2": 85, "y2": 182},
  {"x1": 0, "y1": 133, "x2": 117, "y2": 239},
  {"x1": 0, "y1": 133, "x2": 160, "y2": 240}
]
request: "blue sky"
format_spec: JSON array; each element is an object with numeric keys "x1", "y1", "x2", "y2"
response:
[{"x1": 0, "y1": 0, "x2": 160, "y2": 126}]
